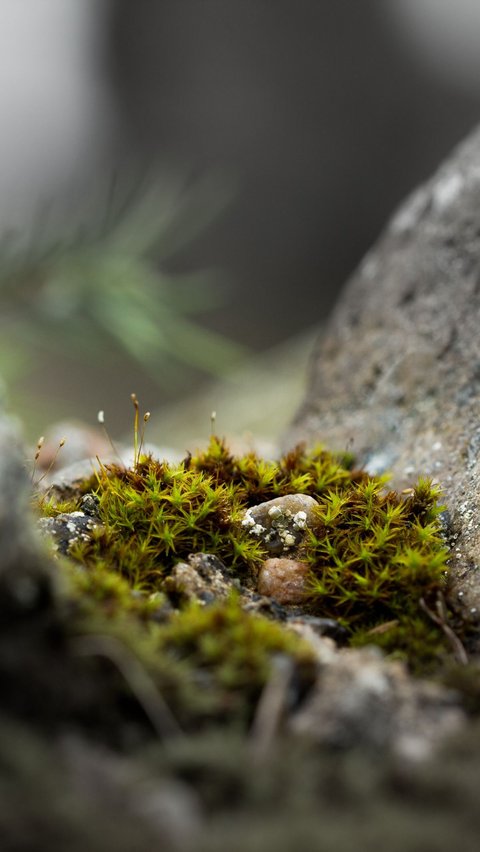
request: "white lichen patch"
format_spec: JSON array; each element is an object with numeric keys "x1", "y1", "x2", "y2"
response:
[
  {"x1": 268, "y1": 505, "x2": 282, "y2": 520},
  {"x1": 293, "y1": 510, "x2": 307, "y2": 529},
  {"x1": 241, "y1": 509, "x2": 257, "y2": 528}
]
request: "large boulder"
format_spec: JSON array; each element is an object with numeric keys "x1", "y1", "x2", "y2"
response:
[{"x1": 288, "y1": 124, "x2": 480, "y2": 619}]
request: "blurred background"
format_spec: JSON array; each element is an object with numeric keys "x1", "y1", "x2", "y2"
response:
[{"x1": 1, "y1": 0, "x2": 480, "y2": 455}]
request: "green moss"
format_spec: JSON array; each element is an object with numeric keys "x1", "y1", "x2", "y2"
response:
[
  {"x1": 37, "y1": 494, "x2": 79, "y2": 517},
  {"x1": 152, "y1": 594, "x2": 316, "y2": 724},
  {"x1": 191, "y1": 438, "x2": 362, "y2": 503},
  {"x1": 40, "y1": 437, "x2": 456, "y2": 672},
  {"x1": 62, "y1": 589, "x2": 316, "y2": 729},
  {"x1": 350, "y1": 615, "x2": 448, "y2": 674},
  {"x1": 66, "y1": 438, "x2": 371, "y2": 593},
  {"x1": 157, "y1": 594, "x2": 314, "y2": 690},
  {"x1": 303, "y1": 476, "x2": 450, "y2": 665},
  {"x1": 64, "y1": 555, "x2": 168, "y2": 622},
  {"x1": 73, "y1": 455, "x2": 266, "y2": 589}
]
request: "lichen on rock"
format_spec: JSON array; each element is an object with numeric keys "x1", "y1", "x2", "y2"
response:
[{"x1": 241, "y1": 493, "x2": 318, "y2": 554}]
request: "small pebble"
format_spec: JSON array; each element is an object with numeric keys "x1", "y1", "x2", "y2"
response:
[
  {"x1": 257, "y1": 557, "x2": 310, "y2": 605},
  {"x1": 242, "y1": 493, "x2": 319, "y2": 555}
]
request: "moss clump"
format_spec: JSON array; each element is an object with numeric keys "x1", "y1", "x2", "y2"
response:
[
  {"x1": 71, "y1": 456, "x2": 266, "y2": 589},
  {"x1": 60, "y1": 438, "x2": 369, "y2": 593},
  {"x1": 64, "y1": 555, "x2": 168, "y2": 623},
  {"x1": 303, "y1": 476, "x2": 451, "y2": 668},
  {"x1": 350, "y1": 615, "x2": 449, "y2": 673},
  {"x1": 62, "y1": 592, "x2": 316, "y2": 731},
  {"x1": 154, "y1": 594, "x2": 315, "y2": 724},
  {"x1": 41, "y1": 437, "x2": 455, "y2": 670}
]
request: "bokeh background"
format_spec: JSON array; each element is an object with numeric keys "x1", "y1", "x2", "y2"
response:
[{"x1": 1, "y1": 0, "x2": 480, "y2": 452}]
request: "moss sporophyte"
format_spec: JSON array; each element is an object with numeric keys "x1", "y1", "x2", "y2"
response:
[{"x1": 35, "y1": 430, "x2": 465, "y2": 692}]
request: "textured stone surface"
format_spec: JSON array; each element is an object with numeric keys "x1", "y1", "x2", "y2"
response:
[
  {"x1": 38, "y1": 511, "x2": 103, "y2": 556},
  {"x1": 241, "y1": 493, "x2": 318, "y2": 555},
  {"x1": 164, "y1": 553, "x2": 241, "y2": 605},
  {"x1": 289, "y1": 643, "x2": 464, "y2": 758},
  {"x1": 287, "y1": 124, "x2": 480, "y2": 623},
  {"x1": 257, "y1": 557, "x2": 310, "y2": 604}
]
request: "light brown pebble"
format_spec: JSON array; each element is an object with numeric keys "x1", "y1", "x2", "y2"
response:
[{"x1": 257, "y1": 557, "x2": 310, "y2": 604}]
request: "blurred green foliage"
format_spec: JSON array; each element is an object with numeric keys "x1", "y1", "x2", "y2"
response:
[{"x1": 0, "y1": 173, "x2": 246, "y2": 394}]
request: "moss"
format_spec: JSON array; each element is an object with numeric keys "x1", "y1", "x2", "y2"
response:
[
  {"x1": 70, "y1": 456, "x2": 266, "y2": 590},
  {"x1": 57, "y1": 544, "x2": 316, "y2": 728},
  {"x1": 62, "y1": 594, "x2": 316, "y2": 731},
  {"x1": 302, "y1": 476, "x2": 451, "y2": 666},
  {"x1": 38, "y1": 436, "x2": 457, "y2": 673},
  {"x1": 63, "y1": 555, "x2": 168, "y2": 623},
  {"x1": 350, "y1": 615, "x2": 448, "y2": 674},
  {"x1": 11, "y1": 430, "x2": 478, "y2": 848},
  {"x1": 37, "y1": 493, "x2": 79, "y2": 517},
  {"x1": 155, "y1": 595, "x2": 315, "y2": 718}
]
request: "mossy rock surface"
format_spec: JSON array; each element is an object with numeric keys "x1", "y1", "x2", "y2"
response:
[{"x1": 38, "y1": 436, "x2": 460, "y2": 676}]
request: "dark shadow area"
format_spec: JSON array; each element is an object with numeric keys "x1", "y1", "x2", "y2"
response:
[{"x1": 109, "y1": 0, "x2": 480, "y2": 347}]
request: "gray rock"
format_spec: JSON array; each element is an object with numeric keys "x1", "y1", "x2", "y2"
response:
[
  {"x1": 0, "y1": 402, "x2": 52, "y2": 612},
  {"x1": 288, "y1": 642, "x2": 465, "y2": 758},
  {"x1": 165, "y1": 553, "x2": 241, "y2": 605},
  {"x1": 241, "y1": 493, "x2": 318, "y2": 555},
  {"x1": 287, "y1": 124, "x2": 480, "y2": 623},
  {"x1": 38, "y1": 510, "x2": 103, "y2": 556},
  {"x1": 61, "y1": 736, "x2": 203, "y2": 848}
]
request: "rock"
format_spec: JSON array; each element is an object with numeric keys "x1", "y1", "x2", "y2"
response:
[
  {"x1": 36, "y1": 491, "x2": 103, "y2": 556},
  {"x1": 165, "y1": 552, "x2": 297, "y2": 621},
  {"x1": 285, "y1": 614, "x2": 348, "y2": 643},
  {"x1": 79, "y1": 493, "x2": 101, "y2": 517},
  {"x1": 165, "y1": 553, "x2": 240, "y2": 605},
  {"x1": 257, "y1": 557, "x2": 310, "y2": 604},
  {"x1": 0, "y1": 402, "x2": 53, "y2": 614},
  {"x1": 36, "y1": 457, "x2": 105, "y2": 496},
  {"x1": 38, "y1": 511, "x2": 103, "y2": 556},
  {"x1": 287, "y1": 124, "x2": 480, "y2": 625},
  {"x1": 289, "y1": 644, "x2": 465, "y2": 758},
  {"x1": 61, "y1": 735, "x2": 203, "y2": 848},
  {"x1": 241, "y1": 493, "x2": 318, "y2": 555}
]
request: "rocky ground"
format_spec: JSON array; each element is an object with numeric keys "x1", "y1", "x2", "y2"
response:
[{"x1": 4, "y1": 126, "x2": 480, "y2": 849}]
